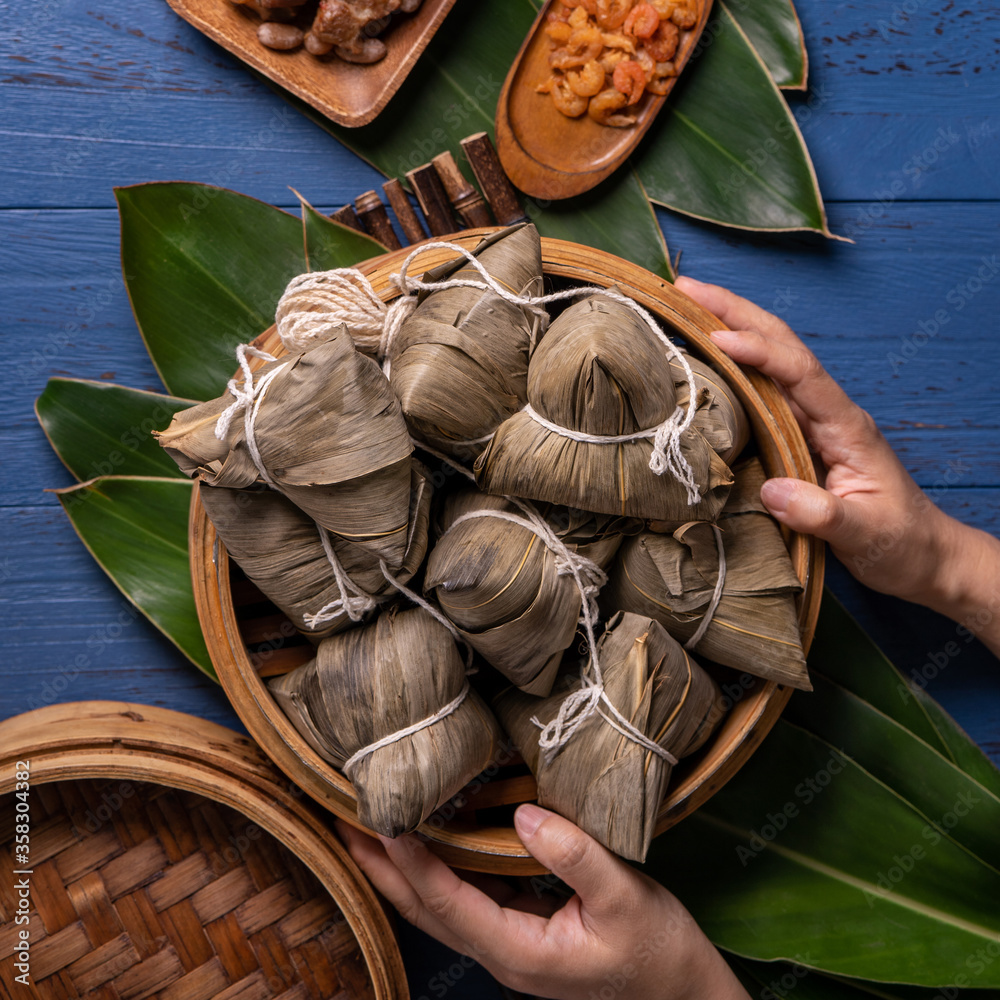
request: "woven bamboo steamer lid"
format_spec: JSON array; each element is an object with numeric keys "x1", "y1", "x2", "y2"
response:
[
  {"x1": 191, "y1": 231, "x2": 825, "y2": 876},
  {"x1": 0, "y1": 701, "x2": 408, "y2": 999}
]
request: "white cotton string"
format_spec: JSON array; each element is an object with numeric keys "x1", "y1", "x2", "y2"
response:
[
  {"x1": 272, "y1": 241, "x2": 700, "y2": 500},
  {"x1": 214, "y1": 344, "x2": 287, "y2": 489},
  {"x1": 684, "y1": 524, "x2": 727, "y2": 651},
  {"x1": 277, "y1": 269, "x2": 388, "y2": 354},
  {"x1": 445, "y1": 507, "x2": 607, "y2": 623},
  {"x1": 302, "y1": 526, "x2": 384, "y2": 630},
  {"x1": 443, "y1": 498, "x2": 673, "y2": 766},
  {"x1": 379, "y1": 561, "x2": 476, "y2": 672},
  {"x1": 342, "y1": 680, "x2": 471, "y2": 774}
]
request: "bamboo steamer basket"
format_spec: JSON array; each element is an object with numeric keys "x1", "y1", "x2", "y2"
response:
[
  {"x1": 190, "y1": 232, "x2": 825, "y2": 875},
  {"x1": 0, "y1": 702, "x2": 408, "y2": 999}
]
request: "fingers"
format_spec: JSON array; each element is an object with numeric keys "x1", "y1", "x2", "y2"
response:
[
  {"x1": 761, "y1": 478, "x2": 860, "y2": 544},
  {"x1": 514, "y1": 805, "x2": 639, "y2": 924},
  {"x1": 708, "y1": 328, "x2": 863, "y2": 432},
  {"x1": 335, "y1": 822, "x2": 470, "y2": 954},
  {"x1": 378, "y1": 831, "x2": 546, "y2": 960},
  {"x1": 675, "y1": 276, "x2": 802, "y2": 348}
]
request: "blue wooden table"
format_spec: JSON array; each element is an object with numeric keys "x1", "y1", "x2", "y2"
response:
[{"x1": 2, "y1": 2, "x2": 998, "y2": 997}]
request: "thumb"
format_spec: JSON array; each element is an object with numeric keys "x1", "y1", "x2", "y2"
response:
[
  {"x1": 514, "y1": 805, "x2": 635, "y2": 918},
  {"x1": 761, "y1": 477, "x2": 857, "y2": 544}
]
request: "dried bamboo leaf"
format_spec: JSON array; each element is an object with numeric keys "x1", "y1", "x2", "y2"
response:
[
  {"x1": 198, "y1": 461, "x2": 433, "y2": 639},
  {"x1": 670, "y1": 353, "x2": 751, "y2": 466},
  {"x1": 603, "y1": 458, "x2": 810, "y2": 690},
  {"x1": 496, "y1": 612, "x2": 725, "y2": 861},
  {"x1": 270, "y1": 607, "x2": 503, "y2": 837},
  {"x1": 389, "y1": 224, "x2": 544, "y2": 456},
  {"x1": 425, "y1": 490, "x2": 621, "y2": 696},
  {"x1": 476, "y1": 295, "x2": 733, "y2": 520},
  {"x1": 155, "y1": 329, "x2": 413, "y2": 565}
]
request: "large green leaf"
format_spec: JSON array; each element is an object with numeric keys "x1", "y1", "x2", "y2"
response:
[
  {"x1": 646, "y1": 720, "x2": 1000, "y2": 986},
  {"x1": 36, "y1": 378, "x2": 193, "y2": 482},
  {"x1": 728, "y1": 0, "x2": 808, "y2": 89},
  {"x1": 809, "y1": 594, "x2": 1000, "y2": 798},
  {"x1": 785, "y1": 672, "x2": 1000, "y2": 871},
  {"x1": 54, "y1": 476, "x2": 214, "y2": 679},
  {"x1": 729, "y1": 955, "x2": 1000, "y2": 1000},
  {"x1": 116, "y1": 182, "x2": 306, "y2": 400},
  {"x1": 637, "y1": 3, "x2": 831, "y2": 235},
  {"x1": 288, "y1": 1, "x2": 672, "y2": 279}
]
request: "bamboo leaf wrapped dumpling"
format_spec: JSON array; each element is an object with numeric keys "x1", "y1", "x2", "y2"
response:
[
  {"x1": 475, "y1": 294, "x2": 733, "y2": 521},
  {"x1": 197, "y1": 460, "x2": 433, "y2": 640},
  {"x1": 496, "y1": 612, "x2": 725, "y2": 862},
  {"x1": 670, "y1": 353, "x2": 750, "y2": 466},
  {"x1": 155, "y1": 329, "x2": 413, "y2": 567},
  {"x1": 269, "y1": 607, "x2": 503, "y2": 837},
  {"x1": 424, "y1": 490, "x2": 622, "y2": 696},
  {"x1": 387, "y1": 223, "x2": 544, "y2": 458},
  {"x1": 601, "y1": 458, "x2": 811, "y2": 690}
]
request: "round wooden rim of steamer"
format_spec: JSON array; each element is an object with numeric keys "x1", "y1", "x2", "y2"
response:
[
  {"x1": 191, "y1": 230, "x2": 826, "y2": 876},
  {"x1": 0, "y1": 701, "x2": 410, "y2": 1000}
]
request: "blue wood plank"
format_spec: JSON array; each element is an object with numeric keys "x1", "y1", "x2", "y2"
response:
[{"x1": 0, "y1": 1, "x2": 997, "y2": 209}]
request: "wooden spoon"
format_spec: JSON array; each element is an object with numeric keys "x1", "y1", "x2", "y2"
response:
[{"x1": 495, "y1": 0, "x2": 714, "y2": 200}]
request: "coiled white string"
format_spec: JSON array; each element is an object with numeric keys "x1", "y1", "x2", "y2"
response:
[{"x1": 302, "y1": 526, "x2": 385, "y2": 630}]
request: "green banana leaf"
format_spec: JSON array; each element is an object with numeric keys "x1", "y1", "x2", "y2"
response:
[
  {"x1": 809, "y1": 594, "x2": 1000, "y2": 799},
  {"x1": 295, "y1": 189, "x2": 390, "y2": 269},
  {"x1": 53, "y1": 476, "x2": 213, "y2": 679},
  {"x1": 728, "y1": 0, "x2": 808, "y2": 90},
  {"x1": 646, "y1": 718, "x2": 1000, "y2": 986},
  {"x1": 637, "y1": 3, "x2": 831, "y2": 234},
  {"x1": 729, "y1": 954, "x2": 1000, "y2": 1000},
  {"x1": 36, "y1": 378, "x2": 193, "y2": 482},
  {"x1": 116, "y1": 183, "x2": 382, "y2": 401},
  {"x1": 785, "y1": 671, "x2": 1000, "y2": 871}
]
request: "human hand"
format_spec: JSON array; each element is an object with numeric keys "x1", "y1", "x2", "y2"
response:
[
  {"x1": 675, "y1": 276, "x2": 1000, "y2": 652},
  {"x1": 336, "y1": 804, "x2": 749, "y2": 1000}
]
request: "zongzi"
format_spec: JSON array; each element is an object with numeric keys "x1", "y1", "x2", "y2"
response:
[
  {"x1": 269, "y1": 607, "x2": 503, "y2": 837},
  {"x1": 475, "y1": 294, "x2": 733, "y2": 521},
  {"x1": 197, "y1": 460, "x2": 432, "y2": 639},
  {"x1": 602, "y1": 458, "x2": 811, "y2": 690},
  {"x1": 496, "y1": 612, "x2": 725, "y2": 861},
  {"x1": 155, "y1": 329, "x2": 413, "y2": 567},
  {"x1": 387, "y1": 223, "x2": 544, "y2": 459},
  {"x1": 425, "y1": 490, "x2": 621, "y2": 696}
]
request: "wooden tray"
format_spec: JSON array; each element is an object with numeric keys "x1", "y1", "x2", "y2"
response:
[
  {"x1": 495, "y1": 0, "x2": 713, "y2": 200},
  {"x1": 0, "y1": 702, "x2": 408, "y2": 999},
  {"x1": 190, "y1": 231, "x2": 825, "y2": 875},
  {"x1": 164, "y1": 0, "x2": 458, "y2": 128}
]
